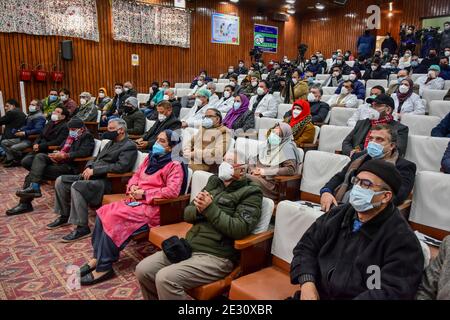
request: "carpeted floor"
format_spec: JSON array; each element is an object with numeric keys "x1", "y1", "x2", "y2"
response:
[{"x1": 0, "y1": 166, "x2": 158, "y2": 300}]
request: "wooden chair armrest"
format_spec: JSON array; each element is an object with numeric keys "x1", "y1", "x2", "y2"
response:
[
  {"x1": 98, "y1": 127, "x2": 108, "y2": 132},
  {"x1": 128, "y1": 134, "x2": 143, "y2": 140},
  {"x1": 84, "y1": 121, "x2": 98, "y2": 125},
  {"x1": 48, "y1": 146, "x2": 60, "y2": 151},
  {"x1": 397, "y1": 199, "x2": 412, "y2": 219},
  {"x1": 107, "y1": 172, "x2": 134, "y2": 178},
  {"x1": 274, "y1": 174, "x2": 302, "y2": 182},
  {"x1": 74, "y1": 157, "x2": 95, "y2": 162},
  {"x1": 299, "y1": 142, "x2": 318, "y2": 149},
  {"x1": 27, "y1": 134, "x2": 39, "y2": 140},
  {"x1": 234, "y1": 230, "x2": 274, "y2": 250},
  {"x1": 335, "y1": 150, "x2": 342, "y2": 155},
  {"x1": 236, "y1": 131, "x2": 258, "y2": 138},
  {"x1": 153, "y1": 194, "x2": 191, "y2": 205}
]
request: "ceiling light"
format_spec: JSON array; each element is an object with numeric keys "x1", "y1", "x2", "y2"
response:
[
  {"x1": 230, "y1": 0, "x2": 239, "y2": 3},
  {"x1": 315, "y1": 2, "x2": 325, "y2": 10},
  {"x1": 286, "y1": 0, "x2": 296, "y2": 4},
  {"x1": 287, "y1": 9, "x2": 296, "y2": 14}
]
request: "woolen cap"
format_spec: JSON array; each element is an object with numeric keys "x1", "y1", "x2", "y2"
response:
[{"x1": 356, "y1": 159, "x2": 402, "y2": 195}]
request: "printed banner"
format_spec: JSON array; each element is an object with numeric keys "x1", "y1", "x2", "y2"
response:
[
  {"x1": 211, "y1": 13, "x2": 239, "y2": 45},
  {"x1": 254, "y1": 24, "x2": 278, "y2": 53}
]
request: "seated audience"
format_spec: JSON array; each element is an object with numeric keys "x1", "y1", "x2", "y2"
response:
[
  {"x1": 181, "y1": 89, "x2": 212, "y2": 128},
  {"x1": 284, "y1": 100, "x2": 315, "y2": 146},
  {"x1": 59, "y1": 88, "x2": 77, "y2": 117},
  {"x1": 410, "y1": 55, "x2": 421, "y2": 74},
  {"x1": 306, "y1": 85, "x2": 330, "y2": 124},
  {"x1": 1, "y1": 99, "x2": 45, "y2": 166},
  {"x1": 221, "y1": 66, "x2": 236, "y2": 79},
  {"x1": 0, "y1": 99, "x2": 26, "y2": 161},
  {"x1": 398, "y1": 50, "x2": 412, "y2": 70},
  {"x1": 136, "y1": 101, "x2": 181, "y2": 150},
  {"x1": 95, "y1": 87, "x2": 112, "y2": 111},
  {"x1": 142, "y1": 82, "x2": 162, "y2": 118},
  {"x1": 42, "y1": 89, "x2": 62, "y2": 118},
  {"x1": 183, "y1": 108, "x2": 231, "y2": 172},
  {"x1": 6, "y1": 118, "x2": 94, "y2": 216},
  {"x1": 414, "y1": 49, "x2": 441, "y2": 74},
  {"x1": 78, "y1": 130, "x2": 187, "y2": 285},
  {"x1": 347, "y1": 86, "x2": 385, "y2": 127},
  {"x1": 76, "y1": 92, "x2": 98, "y2": 122},
  {"x1": 249, "y1": 80, "x2": 278, "y2": 118},
  {"x1": 439, "y1": 56, "x2": 450, "y2": 80},
  {"x1": 247, "y1": 122, "x2": 302, "y2": 200},
  {"x1": 160, "y1": 89, "x2": 181, "y2": 119},
  {"x1": 417, "y1": 65, "x2": 445, "y2": 96},
  {"x1": 431, "y1": 112, "x2": 450, "y2": 138},
  {"x1": 344, "y1": 50, "x2": 355, "y2": 61},
  {"x1": 284, "y1": 70, "x2": 309, "y2": 103},
  {"x1": 328, "y1": 80, "x2": 359, "y2": 109},
  {"x1": 223, "y1": 94, "x2": 255, "y2": 136},
  {"x1": 362, "y1": 58, "x2": 388, "y2": 80},
  {"x1": 182, "y1": 76, "x2": 208, "y2": 108},
  {"x1": 236, "y1": 60, "x2": 248, "y2": 75},
  {"x1": 47, "y1": 118, "x2": 138, "y2": 242},
  {"x1": 229, "y1": 74, "x2": 245, "y2": 96},
  {"x1": 354, "y1": 55, "x2": 369, "y2": 73},
  {"x1": 122, "y1": 97, "x2": 146, "y2": 136},
  {"x1": 214, "y1": 85, "x2": 235, "y2": 113},
  {"x1": 305, "y1": 55, "x2": 324, "y2": 75},
  {"x1": 135, "y1": 150, "x2": 263, "y2": 300},
  {"x1": 416, "y1": 236, "x2": 450, "y2": 300},
  {"x1": 342, "y1": 94, "x2": 409, "y2": 157},
  {"x1": 320, "y1": 124, "x2": 416, "y2": 212},
  {"x1": 387, "y1": 69, "x2": 420, "y2": 95},
  {"x1": 189, "y1": 70, "x2": 212, "y2": 89},
  {"x1": 442, "y1": 142, "x2": 450, "y2": 174},
  {"x1": 243, "y1": 76, "x2": 259, "y2": 97},
  {"x1": 291, "y1": 160, "x2": 424, "y2": 300},
  {"x1": 335, "y1": 67, "x2": 366, "y2": 100},
  {"x1": 329, "y1": 55, "x2": 352, "y2": 75},
  {"x1": 100, "y1": 83, "x2": 128, "y2": 126},
  {"x1": 391, "y1": 78, "x2": 426, "y2": 120},
  {"x1": 123, "y1": 81, "x2": 138, "y2": 98},
  {"x1": 323, "y1": 66, "x2": 345, "y2": 87}
]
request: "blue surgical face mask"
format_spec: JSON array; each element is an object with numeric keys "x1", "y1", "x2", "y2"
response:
[
  {"x1": 411, "y1": 61, "x2": 419, "y2": 67},
  {"x1": 349, "y1": 184, "x2": 385, "y2": 213},
  {"x1": 69, "y1": 130, "x2": 79, "y2": 138},
  {"x1": 49, "y1": 95, "x2": 58, "y2": 102},
  {"x1": 268, "y1": 132, "x2": 281, "y2": 146},
  {"x1": 152, "y1": 142, "x2": 166, "y2": 156},
  {"x1": 397, "y1": 77, "x2": 406, "y2": 84},
  {"x1": 202, "y1": 117, "x2": 213, "y2": 129},
  {"x1": 367, "y1": 141, "x2": 385, "y2": 159},
  {"x1": 233, "y1": 102, "x2": 241, "y2": 110}
]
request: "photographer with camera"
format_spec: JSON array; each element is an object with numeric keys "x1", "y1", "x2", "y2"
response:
[{"x1": 400, "y1": 25, "x2": 417, "y2": 56}]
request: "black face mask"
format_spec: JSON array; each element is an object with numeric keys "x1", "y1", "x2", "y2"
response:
[
  {"x1": 103, "y1": 130, "x2": 119, "y2": 140},
  {"x1": 429, "y1": 53, "x2": 437, "y2": 58},
  {"x1": 152, "y1": 86, "x2": 158, "y2": 92},
  {"x1": 124, "y1": 106, "x2": 133, "y2": 113}
]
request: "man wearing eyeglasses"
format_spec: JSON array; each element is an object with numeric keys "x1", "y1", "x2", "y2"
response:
[
  {"x1": 320, "y1": 123, "x2": 416, "y2": 213},
  {"x1": 290, "y1": 159, "x2": 424, "y2": 300}
]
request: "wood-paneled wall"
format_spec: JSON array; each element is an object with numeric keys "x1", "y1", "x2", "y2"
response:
[
  {"x1": 297, "y1": 0, "x2": 450, "y2": 58},
  {"x1": 0, "y1": 0, "x2": 301, "y2": 107}
]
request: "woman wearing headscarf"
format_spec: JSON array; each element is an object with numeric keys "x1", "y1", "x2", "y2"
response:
[
  {"x1": 223, "y1": 94, "x2": 255, "y2": 136},
  {"x1": 95, "y1": 87, "x2": 112, "y2": 111},
  {"x1": 247, "y1": 122, "x2": 302, "y2": 200},
  {"x1": 284, "y1": 99, "x2": 315, "y2": 147},
  {"x1": 391, "y1": 78, "x2": 425, "y2": 121},
  {"x1": 77, "y1": 129, "x2": 188, "y2": 285}
]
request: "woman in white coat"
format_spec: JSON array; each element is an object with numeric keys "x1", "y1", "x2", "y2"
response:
[{"x1": 391, "y1": 78, "x2": 425, "y2": 121}]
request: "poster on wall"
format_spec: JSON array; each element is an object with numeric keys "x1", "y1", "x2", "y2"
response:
[
  {"x1": 211, "y1": 13, "x2": 239, "y2": 45},
  {"x1": 254, "y1": 24, "x2": 278, "y2": 53}
]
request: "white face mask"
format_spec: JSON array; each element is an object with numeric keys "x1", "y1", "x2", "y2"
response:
[
  {"x1": 445, "y1": 51, "x2": 450, "y2": 57},
  {"x1": 98, "y1": 93, "x2": 105, "y2": 98},
  {"x1": 195, "y1": 98, "x2": 203, "y2": 106},
  {"x1": 29, "y1": 105, "x2": 37, "y2": 113},
  {"x1": 251, "y1": 81, "x2": 258, "y2": 87},
  {"x1": 229, "y1": 82, "x2": 236, "y2": 87},
  {"x1": 124, "y1": 87, "x2": 130, "y2": 92},
  {"x1": 80, "y1": 98, "x2": 87, "y2": 105},
  {"x1": 341, "y1": 87, "x2": 349, "y2": 95},
  {"x1": 292, "y1": 78, "x2": 298, "y2": 85},
  {"x1": 371, "y1": 65, "x2": 378, "y2": 71},
  {"x1": 428, "y1": 71, "x2": 436, "y2": 78},
  {"x1": 115, "y1": 88, "x2": 123, "y2": 95},
  {"x1": 307, "y1": 93, "x2": 316, "y2": 103},
  {"x1": 228, "y1": 68, "x2": 234, "y2": 73},
  {"x1": 399, "y1": 85, "x2": 409, "y2": 94},
  {"x1": 218, "y1": 162, "x2": 235, "y2": 181},
  {"x1": 332, "y1": 71, "x2": 340, "y2": 77},
  {"x1": 60, "y1": 95, "x2": 68, "y2": 102},
  {"x1": 163, "y1": 95, "x2": 170, "y2": 101},
  {"x1": 239, "y1": 63, "x2": 244, "y2": 68},
  {"x1": 349, "y1": 74, "x2": 357, "y2": 81},
  {"x1": 223, "y1": 91, "x2": 231, "y2": 99},
  {"x1": 368, "y1": 108, "x2": 380, "y2": 120},
  {"x1": 51, "y1": 114, "x2": 59, "y2": 122},
  {"x1": 292, "y1": 109, "x2": 302, "y2": 118},
  {"x1": 197, "y1": 81, "x2": 204, "y2": 87},
  {"x1": 158, "y1": 113, "x2": 167, "y2": 122},
  {"x1": 257, "y1": 87, "x2": 265, "y2": 96}
]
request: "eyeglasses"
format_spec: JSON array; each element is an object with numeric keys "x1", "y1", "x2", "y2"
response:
[{"x1": 351, "y1": 176, "x2": 386, "y2": 190}]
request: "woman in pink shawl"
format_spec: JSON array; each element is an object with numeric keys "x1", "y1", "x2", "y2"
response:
[
  {"x1": 78, "y1": 130, "x2": 188, "y2": 285},
  {"x1": 222, "y1": 94, "x2": 255, "y2": 135}
]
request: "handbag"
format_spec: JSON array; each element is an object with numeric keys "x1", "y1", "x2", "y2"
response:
[{"x1": 162, "y1": 236, "x2": 192, "y2": 263}]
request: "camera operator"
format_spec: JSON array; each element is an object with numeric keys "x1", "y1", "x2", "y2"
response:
[
  {"x1": 418, "y1": 27, "x2": 440, "y2": 58},
  {"x1": 400, "y1": 24, "x2": 417, "y2": 56},
  {"x1": 283, "y1": 70, "x2": 309, "y2": 104}
]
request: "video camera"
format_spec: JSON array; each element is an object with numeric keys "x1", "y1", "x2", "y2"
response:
[
  {"x1": 249, "y1": 47, "x2": 263, "y2": 61},
  {"x1": 298, "y1": 43, "x2": 308, "y2": 59}
]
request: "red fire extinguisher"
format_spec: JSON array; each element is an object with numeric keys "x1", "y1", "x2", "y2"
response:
[
  {"x1": 50, "y1": 64, "x2": 64, "y2": 83},
  {"x1": 19, "y1": 63, "x2": 32, "y2": 81},
  {"x1": 33, "y1": 64, "x2": 48, "y2": 82}
]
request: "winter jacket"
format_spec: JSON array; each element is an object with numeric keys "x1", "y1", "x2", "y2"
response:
[
  {"x1": 0, "y1": 108, "x2": 26, "y2": 140},
  {"x1": 442, "y1": 142, "x2": 450, "y2": 174},
  {"x1": 13, "y1": 111, "x2": 46, "y2": 137},
  {"x1": 122, "y1": 108, "x2": 146, "y2": 135},
  {"x1": 184, "y1": 175, "x2": 263, "y2": 263},
  {"x1": 336, "y1": 80, "x2": 366, "y2": 100},
  {"x1": 35, "y1": 120, "x2": 69, "y2": 152},
  {"x1": 231, "y1": 109, "x2": 255, "y2": 132},
  {"x1": 41, "y1": 97, "x2": 62, "y2": 117},
  {"x1": 59, "y1": 131, "x2": 95, "y2": 166},
  {"x1": 143, "y1": 113, "x2": 181, "y2": 149},
  {"x1": 290, "y1": 203, "x2": 424, "y2": 300},
  {"x1": 310, "y1": 101, "x2": 330, "y2": 124},
  {"x1": 431, "y1": 112, "x2": 450, "y2": 138},
  {"x1": 75, "y1": 101, "x2": 98, "y2": 122},
  {"x1": 357, "y1": 34, "x2": 375, "y2": 57}
]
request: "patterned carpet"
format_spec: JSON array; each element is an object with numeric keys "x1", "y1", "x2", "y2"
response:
[{"x1": 0, "y1": 166, "x2": 158, "y2": 300}]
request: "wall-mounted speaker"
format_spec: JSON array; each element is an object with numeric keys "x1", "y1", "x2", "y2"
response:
[
  {"x1": 272, "y1": 13, "x2": 289, "y2": 22},
  {"x1": 60, "y1": 40, "x2": 73, "y2": 61}
]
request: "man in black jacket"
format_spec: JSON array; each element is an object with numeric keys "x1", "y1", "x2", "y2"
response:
[
  {"x1": 290, "y1": 160, "x2": 424, "y2": 300},
  {"x1": 0, "y1": 99, "x2": 26, "y2": 160},
  {"x1": 135, "y1": 101, "x2": 181, "y2": 151},
  {"x1": 342, "y1": 94, "x2": 409, "y2": 157},
  {"x1": 100, "y1": 83, "x2": 129, "y2": 126},
  {"x1": 307, "y1": 85, "x2": 330, "y2": 124},
  {"x1": 320, "y1": 124, "x2": 416, "y2": 212},
  {"x1": 6, "y1": 118, "x2": 95, "y2": 216},
  {"x1": 47, "y1": 118, "x2": 138, "y2": 242},
  {"x1": 121, "y1": 97, "x2": 146, "y2": 136}
]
